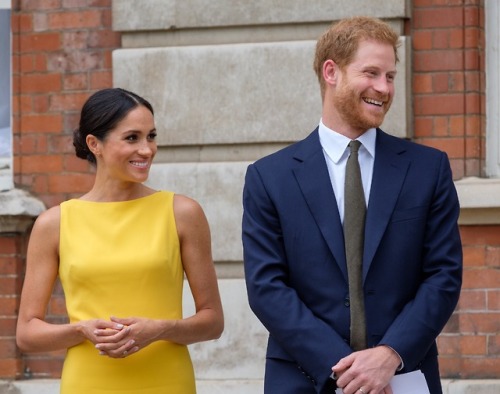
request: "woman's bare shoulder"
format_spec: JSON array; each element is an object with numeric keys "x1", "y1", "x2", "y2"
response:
[{"x1": 32, "y1": 205, "x2": 61, "y2": 233}]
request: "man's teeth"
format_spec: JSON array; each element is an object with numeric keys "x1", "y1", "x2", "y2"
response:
[{"x1": 363, "y1": 98, "x2": 383, "y2": 106}]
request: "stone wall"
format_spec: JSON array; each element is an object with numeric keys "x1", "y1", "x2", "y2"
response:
[{"x1": 112, "y1": 0, "x2": 409, "y2": 390}]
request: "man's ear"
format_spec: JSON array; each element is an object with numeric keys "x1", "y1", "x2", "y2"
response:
[
  {"x1": 322, "y1": 59, "x2": 339, "y2": 87},
  {"x1": 86, "y1": 134, "x2": 101, "y2": 156}
]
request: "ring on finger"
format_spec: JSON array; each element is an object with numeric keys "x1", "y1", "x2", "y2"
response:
[{"x1": 359, "y1": 388, "x2": 367, "y2": 394}]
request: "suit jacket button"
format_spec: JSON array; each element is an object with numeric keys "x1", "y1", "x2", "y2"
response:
[{"x1": 344, "y1": 297, "x2": 350, "y2": 307}]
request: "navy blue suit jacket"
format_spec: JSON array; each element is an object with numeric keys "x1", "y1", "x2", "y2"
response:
[{"x1": 242, "y1": 129, "x2": 462, "y2": 393}]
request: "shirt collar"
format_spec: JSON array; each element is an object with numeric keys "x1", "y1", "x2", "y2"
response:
[{"x1": 318, "y1": 119, "x2": 376, "y2": 163}]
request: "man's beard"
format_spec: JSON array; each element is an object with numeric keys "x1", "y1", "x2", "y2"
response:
[{"x1": 333, "y1": 82, "x2": 392, "y2": 133}]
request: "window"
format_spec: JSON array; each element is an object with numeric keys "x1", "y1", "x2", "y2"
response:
[
  {"x1": 486, "y1": 0, "x2": 500, "y2": 177},
  {"x1": 0, "y1": 0, "x2": 12, "y2": 190}
]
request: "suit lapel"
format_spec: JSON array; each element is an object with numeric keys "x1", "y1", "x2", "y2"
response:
[
  {"x1": 292, "y1": 130, "x2": 348, "y2": 282},
  {"x1": 363, "y1": 130, "x2": 410, "y2": 281}
]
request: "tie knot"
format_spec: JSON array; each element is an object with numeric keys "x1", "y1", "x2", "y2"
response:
[{"x1": 349, "y1": 140, "x2": 361, "y2": 153}]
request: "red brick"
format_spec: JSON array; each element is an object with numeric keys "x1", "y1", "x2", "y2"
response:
[
  {"x1": 62, "y1": 31, "x2": 89, "y2": 50},
  {"x1": 49, "y1": 92, "x2": 89, "y2": 111},
  {"x1": 31, "y1": 174, "x2": 49, "y2": 194},
  {"x1": 20, "y1": 114, "x2": 62, "y2": 134},
  {"x1": 438, "y1": 355, "x2": 462, "y2": 379},
  {"x1": 449, "y1": 116, "x2": 465, "y2": 136},
  {"x1": 413, "y1": 8, "x2": 464, "y2": 29},
  {"x1": 462, "y1": 268, "x2": 500, "y2": 289},
  {"x1": 465, "y1": 136, "x2": 480, "y2": 158},
  {"x1": 0, "y1": 297, "x2": 18, "y2": 315},
  {"x1": 413, "y1": 117, "x2": 434, "y2": 137},
  {"x1": 19, "y1": 32, "x2": 61, "y2": 52},
  {"x1": 432, "y1": 30, "x2": 449, "y2": 49},
  {"x1": 48, "y1": 295, "x2": 67, "y2": 315},
  {"x1": 0, "y1": 358, "x2": 21, "y2": 379},
  {"x1": 464, "y1": 71, "x2": 480, "y2": 92},
  {"x1": 460, "y1": 226, "x2": 500, "y2": 246},
  {"x1": 0, "y1": 238, "x2": 18, "y2": 255},
  {"x1": 433, "y1": 72, "x2": 449, "y2": 93},
  {"x1": 459, "y1": 312, "x2": 500, "y2": 334},
  {"x1": 463, "y1": 245, "x2": 486, "y2": 267},
  {"x1": 413, "y1": 73, "x2": 433, "y2": 93},
  {"x1": 465, "y1": 49, "x2": 480, "y2": 70},
  {"x1": 433, "y1": 116, "x2": 449, "y2": 136},
  {"x1": 33, "y1": 95, "x2": 50, "y2": 113},
  {"x1": 437, "y1": 335, "x2": 460, "y2": 355},
  {"x1": 21, "y1": 0, "x2": 62, "y2": 10},
  {"x1": 0, "y1": 257, "x2": 18, "y2": 275},
  {"x1": 64, "y1": 154, "x2": 93, "y2": 172},
  {"x1": 88, "y1": 30, "x2": 121, "y2": 49},
  {"x1": 449, "y1": 28, "x2": 464, "y2": 49},
  {"x1": 20, "y1": 155, "x2": 63, "y2": 173},
  {"x1": 90, "y1": 70, "x2": 112, "y2": 89},
  {"x1": 415, "y1": 94, "x2": 464, "y2": 116},
  {"x1": 488, "y1": 334, "x2": 500, "y2": 355},
  {"x1": 0, "y1": 317, "x2": 18, "y2": 337},
  {"x1": 34, "y1": 53, "x2": 48, "y2": 72},
  {"x1": 48, "y1": 10, "x2": 103, "y2": 30},
  {"x1": 448, "y1": 71, "x2": 465, "y2": 92},
  {"x1": 20, "y1": 73, "x2": 61, "y2": 94},
  {"x1": 417, "y1": 137, "x2": 464, "y2": 158},
  {"x1": 464, "y1": 6, "x2": 480, "y2": 27},
  {"x1": 18, "y1": 14, "x2": 33, "y2": 33},
  {"x1": 62, "y1": 0, "x2": 92, "y2": 8},
  {"x1": 0, "y1": 277, "x2": 20, "y2": 296},
  {"x1": 48, "y1": 173, "x2": 95, "y2": 193},
  {"x1": 460, "y1": 334, "x2": 487, "y2": 355},
  {"x1": 461, "y1": 357, "x2": 500, "y2": 379},
  {"x1": 486, "y1": 246, "x2": 500, "y2": 267},
  {"x1": 414, "y1": 50, "x2": 464, "y2": 72},
  {"x1": 458, "y1": 289, "x2": 486, "y2": 311},
  {"x1": 488, "y1": 290, "x2": 500, "y2": 311},
  {"x1": 63, "y1": 73, "x2": 88, "y2": 90},
  {"x1": 464, "y1": 27, "x2": 480, "y2": 48}
]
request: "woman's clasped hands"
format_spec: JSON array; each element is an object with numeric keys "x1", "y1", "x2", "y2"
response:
[{"x1": 81, "y1": 316, "x2": 166, "y2": 358}]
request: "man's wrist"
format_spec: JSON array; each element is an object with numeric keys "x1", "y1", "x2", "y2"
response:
[{"x1": 380, "y1": 345, "x2": 404, "y2": 371}]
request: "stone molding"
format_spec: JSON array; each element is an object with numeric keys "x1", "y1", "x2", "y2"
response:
[{"x1": 0, "y1": 189, "x2": 45, "y2": 233}]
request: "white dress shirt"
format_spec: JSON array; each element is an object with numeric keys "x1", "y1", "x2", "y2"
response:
[{"x1": 318, "y1": 120, "x2": 376, "y2": 223}]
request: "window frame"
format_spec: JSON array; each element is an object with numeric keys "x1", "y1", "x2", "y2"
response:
[
  {"x1": 0, "y1": 0, "x2": 12, "y2": 191},
  {"x1": 486, "y1": 0, "x2": 500, "y2": 177}
]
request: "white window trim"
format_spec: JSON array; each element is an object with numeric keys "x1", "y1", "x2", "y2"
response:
[
  {"x1": 0, "y1": 0, "x2": 12, "y2": 191},
  {"x1": 486, "y1": 0, "x2": 500, "y2": 177}
]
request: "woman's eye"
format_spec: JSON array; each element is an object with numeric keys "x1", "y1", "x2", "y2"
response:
[
  {"x1": 125, "y1": 135, "x2": 138, "y2": 141},
  {"x1": 148, "y1": 133, "x2": 157, "y2": 141}
]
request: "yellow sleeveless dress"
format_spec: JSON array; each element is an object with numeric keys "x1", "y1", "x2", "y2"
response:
[{"x1": 58, "y1": 191, "x2": 196, "y2": 393}]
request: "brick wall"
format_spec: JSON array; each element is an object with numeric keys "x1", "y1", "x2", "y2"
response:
[
  {"x1": 412, "y1": 0, "x2": 499, "y2": 379},
  {"x1": 2, "y1": 0, "x2": 498, "y2": 383},
  {"x1": 439, "y1": 227, "x2": 500, "y2": 378},
  {"x1": 12, "y1": 0, "x2": 120, "y2": 208},
  {"x1": 412, "y1": 0, "x2": 485, "y2": 179},
  {"x1": 4, "y1": 0, "x2": 120, "y2": 380},
  {"x1": 0, "y1": 234, "x2": 25, "y2": 378}
]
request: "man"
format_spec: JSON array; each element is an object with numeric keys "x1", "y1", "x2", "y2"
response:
[{"x1": 242, "y1": 16, "x2": 462, "y2": 394}]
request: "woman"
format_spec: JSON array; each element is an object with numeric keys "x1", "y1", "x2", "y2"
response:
[{"x1": 16, "y1": 88, "x2": 224, "y2": 393}]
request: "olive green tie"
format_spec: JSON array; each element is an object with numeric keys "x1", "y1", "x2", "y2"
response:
[{"x1": 344, "y1": 140, "x2": 367, "y2": 351}]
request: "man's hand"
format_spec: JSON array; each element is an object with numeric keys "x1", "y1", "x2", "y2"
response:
[{"x1": 332, "y1": 346, "x2": 400, "y2": 394}]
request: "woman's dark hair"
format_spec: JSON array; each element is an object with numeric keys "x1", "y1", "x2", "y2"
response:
[{"x1": 73, "y1": 88, "x2": 154, "y2": 164}]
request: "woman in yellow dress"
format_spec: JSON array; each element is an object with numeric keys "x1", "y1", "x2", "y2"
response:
[{"x1": 16, "y1": 88, "x2": 224, "y2": 393}]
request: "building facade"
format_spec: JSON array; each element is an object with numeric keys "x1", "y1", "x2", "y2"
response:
[{"x1": 1, "y1": 0, "x2": 499, "y2": 393}]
